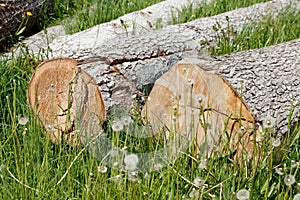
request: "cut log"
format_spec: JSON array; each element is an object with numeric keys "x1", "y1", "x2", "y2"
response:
[
  {"x1": 141, "y1": 58, "x2": 257, "y2": 157},
  {"x1": 141, "y1": 39, "x2": 300, "y2": 156},
  {"x1": 0, "y1": 0, "x2": 54, "y2": 51},
  {"x1": 27, "y1": 58, "x2": 106, "y2": 144}
]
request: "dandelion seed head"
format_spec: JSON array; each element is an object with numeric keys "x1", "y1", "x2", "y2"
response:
[
  {"x1": 18, "y1": 115, "x2": 29, "y2": 125},
  {"x1": 275, "y1": 167, "x2": 284, "y2": 175},
  {"x1": 262, "y1": 115, "x2": 276, "y2": 128},
  {"x1": 236, "y1": 189, "x2": 250, "y2": 200},
  {"x1": 124, "y1": 154, "x2": 139, "y2": 171},
  {"x1": 237, "y1": 126, "x2": 246, "y2": 135},
  {"x1": 111, "y1": 120, "x2": 124, "y2": 132},
  {"x1": 272, "y1": 137, "x2": 281, "y2": 147},
  {"x1": 199, "y1": 158, "x2": 207, "y2": 170},
  {"x1": 291, "y1": 160, "x2": 298, "y2": 168},
  {"x1": 294, "y1": 193, "x2": 300, "y2": 200},
  {"x1": 284, "y1": 174, "x2": 296, "y2": 186},
  {"x1": 193, "y1": 177, "x2": 204, "y2": 187},
  {"x1": 153, "y1": 163, "x2": 163, "y2": 171},
  {"x1": 127, "y1": 171, "x2": 138, "y2": 182},
  {"x1": 121, "y1": 115, "x2": 133, "y2": 126},
  {"x1": 189, "y1": 188, "x2": 200, "y2": 198},
  {"x1": 98, "y1": 165, "x2": 107, "y2": 173}
]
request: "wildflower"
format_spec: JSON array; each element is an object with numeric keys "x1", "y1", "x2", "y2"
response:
[
  {"x1": 189, "y1": 188, "x2": 200, "y2": 199},
  {"x1": 199, "y1": 158, "x2": 207, "y2": 170},
  {"x1": 262, "y1": 115, "x2": 276, "y2": 128},
  {"x1": 98, "y1": 165, "x2": 107, "y2": 173},
  {"x1": 26, "y1": 11, "x2": 32, "y2": 16},
  {"x1": 18, "y1": 115, "x2": 29, "y2": 125},
  {"x1": 272, "y1": 137, "x2": 281, "y2": 147},
  {"x1": 284, "y1": 174, "x2": 296, "y2": 186},
  {"x1": 294, "y1": 193, "x2": 300, "y2": 200},
  {"x1": 127, "y1": 171, "x2": 138, "y2": 182},
  {"x1": 193, "y1": 177, "x2": 204, "y2": 187},
  {"x1": 124, "y1": 154, "x2": 139, "y2": 171},
  {"x1": 191, "y1": 14, "x2": 196, "y2": 18},
  {"x1": 111, "y1": 120, "x2": 124, "y2": 132},
  {"x1": 275, "y1": 167, "x2": 284, "y2": 175},
  {"x1": 236, "y1": 189, "x2": 250, "y2": 200}
]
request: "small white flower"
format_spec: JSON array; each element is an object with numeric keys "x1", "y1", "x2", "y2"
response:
[
  {"x1": 284, "y1": 174, "x2": 296, "y2": 186},
  {"x1": 111, "y1": 120, "x2": 124, "y2": 132},
  {"x1": 294, "y1": 193, "x2": 300, "y2": 200},
  {"x1": 193, "y1": 177, "x2": 204, "y2": 187},
  {"x1": 272, "y1": 137, "x2": 281, "y2": 147},
  {"x1": 18, "y1": 115, "x2": 29, "y2": 125},
  {"x1": 236, "y1": 189, "x2": 250, "y2": 200},
  {"x1": 262, "y1": 115, "x2": 276, "y2": 128},
  {"x1": 124, "y1": 154, "x2": 139, "y2": 171},
  {"x1": 189, "y1": 188, "x2": 200, "y2": 198},
  {"x1": 199, "y1": 158, "x2": 207, "y2": 170},
  {"x1": 98, "y1": 165, "x2": 107, "y2": 173}
]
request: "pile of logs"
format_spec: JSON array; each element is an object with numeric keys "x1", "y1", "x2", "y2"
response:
[{"x1": 26, "y1": 0, "x2": 299, "y2": 156}]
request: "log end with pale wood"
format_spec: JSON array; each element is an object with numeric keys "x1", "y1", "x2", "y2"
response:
[
  {"x1": 141, "y1": 57, "x2": 260, "y2": 157},
  {"x1": 27, "y1": 58, "x2": 106, "y2": 145}
]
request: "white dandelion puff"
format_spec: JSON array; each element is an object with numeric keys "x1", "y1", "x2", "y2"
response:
[
  {"x1": 111, "y1": 120, "x2": 124, "y2": 132},
  {"x1": 127, "y1": 171, "x2": 138, "y2": 182},
  {"x1": 98, "y1": 166, "x2": 107, "y2": 173},
  {"x1": 193, "y1": 177, "x2": 204, "y2": 187},
  {"x1": 275, "y1": 167, "x2": 284, "y2": 175},
  {"x1": 199, "y1": 158, "x2": 207, "y2": 170},
  {"x1": 272, "y1": 137, "x2": 281, "y2": 147},
  {"x1": 262, "y1": 115, "x2": 276, "y2": 128},
  {"x1": 124, "y1": 154, "x2": 139, "y2": 171},
  {"x1": 284, "y1": 174, "x2": 296, "y2": 186},
  {"x1": 189, "y1": 188, "x2": 200, "y2": 198},
  {"x1": 18, "y1": 115, "x2": 29, "y2": 125},
  {"x1": 236, "y1": 189, "x2": 250, "y2": 200},
  {"x1": 293, "y1": 193, "x2": 300, "y2": 200}
]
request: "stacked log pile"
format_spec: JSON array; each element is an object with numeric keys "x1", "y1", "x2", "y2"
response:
[{"x1": 26, "y1": 0, "x2": 299, "y2": 153}]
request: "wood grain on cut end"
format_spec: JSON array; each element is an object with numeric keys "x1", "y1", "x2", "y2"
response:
[
  {"x1": 142, "y1": 58, "x2": 259, "y2": 158},
  {"x1": 27, "y1": 58, "x2": 106, "y2": 144}
]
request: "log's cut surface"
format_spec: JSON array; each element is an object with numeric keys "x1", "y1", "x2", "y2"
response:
[
  {"x1": 141, "y1": 58, "x2": 257, "y2": 156},
  {"x1": 27, "y1": 58, "x2": 106, "y2": 144}
]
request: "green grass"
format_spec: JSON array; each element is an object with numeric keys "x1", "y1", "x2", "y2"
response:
[
  {"x1": 169, "y1": 0, "x2": 270, "y2": 25},
  {"x1": 1, "y1": 1, "x2": 300, "y2": 199},
  {"x1": 39, "y1": 0, "x2": 163, "y2": 34}
]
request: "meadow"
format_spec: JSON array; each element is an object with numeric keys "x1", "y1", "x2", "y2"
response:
[{"x1": 0, "y1": 0, "x2": 299, "y2": 199}]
